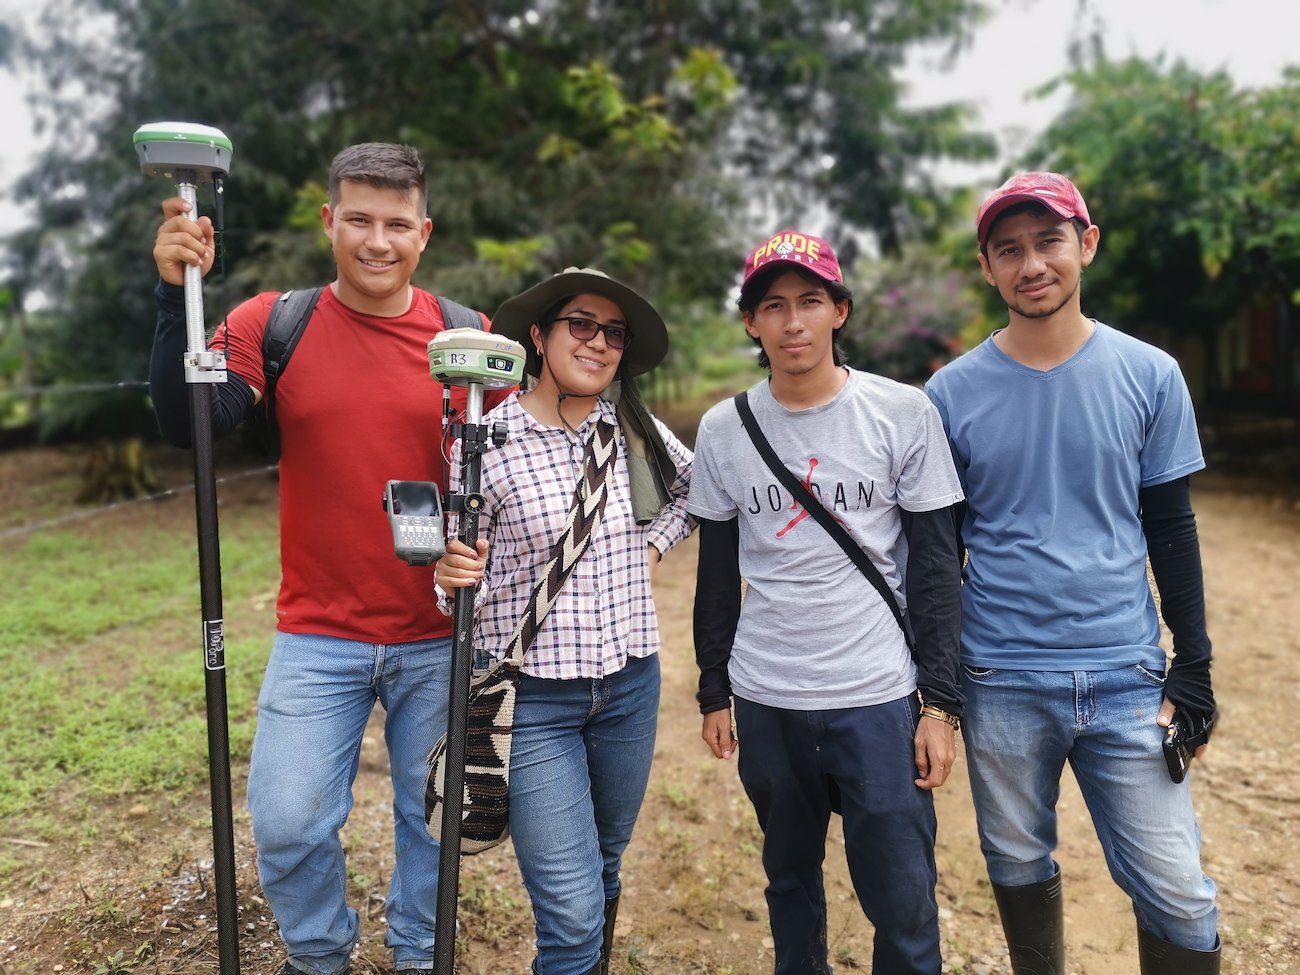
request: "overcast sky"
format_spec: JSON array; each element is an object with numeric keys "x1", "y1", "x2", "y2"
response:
[
  {"x1": 1, "y1": 0, "x2": 1295, "y2": 231},
  {"x1": 901, "y1": 0, "x2": 1295, "y2": 193}
]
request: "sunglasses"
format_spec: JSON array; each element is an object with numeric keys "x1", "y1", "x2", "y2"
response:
[{"x1": 554, "y1": 316, "x2": 630, "y2": 351}]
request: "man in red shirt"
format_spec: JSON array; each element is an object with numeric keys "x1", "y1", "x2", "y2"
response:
[{"x1": 149, "y1": 143, "x2": 503, "y2": 975}]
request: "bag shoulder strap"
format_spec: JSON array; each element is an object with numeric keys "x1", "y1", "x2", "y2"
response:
[
  {"x1": 502, "y1": 419, "x2": 620, "y2": 664},
  {"x1": 436, "y1": 295, "x2": 486, "y2": 331},
  {"x1": 733, "y1": 391, "x2": 912, "y2": 647}
]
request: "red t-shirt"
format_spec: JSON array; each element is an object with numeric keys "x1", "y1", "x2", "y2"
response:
[{"x1": 216, "y1": 286, "x2": 506, "y2": 643}]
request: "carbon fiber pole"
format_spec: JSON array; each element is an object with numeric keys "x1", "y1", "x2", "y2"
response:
[
  {"x1": 434, "y1": 382, "x2": 486, "y2": 975},
  {"x1": 177, "y1": 176, "x2": 241, "y2": 975}
]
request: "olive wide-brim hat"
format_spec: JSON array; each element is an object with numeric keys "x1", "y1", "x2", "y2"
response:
[{"x1": 491, "y1": 267, "x2": 669, "y2": 377}]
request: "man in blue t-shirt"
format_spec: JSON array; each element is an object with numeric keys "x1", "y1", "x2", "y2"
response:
[{"x1": 925, "y1": 172, "x2": 1220, "y2": 974}]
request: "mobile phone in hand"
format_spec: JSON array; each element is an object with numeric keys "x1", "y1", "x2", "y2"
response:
[{"x1": 1162, "y1": 711, "x2": 1215, "y2": 784}]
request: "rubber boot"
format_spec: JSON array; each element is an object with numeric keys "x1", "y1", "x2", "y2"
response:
[
  {"x1": 595, "y1": 896, "x2": 620, "y2": 975},
  {"x1": 991, "y1": 868, "x2": 1065, "y2": 975},
  {"x1": 533, "y1": 897, "x2": 621, "y2": 975},
  {"x1": 1137, "y1": 927, "x2": 1221, "y2": 974}
]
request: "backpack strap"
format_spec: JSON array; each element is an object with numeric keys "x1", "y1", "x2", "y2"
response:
[
  {"x1": 436, "y1": 295, "x2": 487, "y2": 331},
  {"x1": 255, "y1": 286, "x2": 324, "y2": 459},
  {"x1": 252, "y1": 290, "x2": 480, "y2": 458},
  {"x1": 262, "y1": 287, "x2": 326, "y2": 399},
  {"x1": 261, "y1": 290, "x2": 480, "y2": 397}
]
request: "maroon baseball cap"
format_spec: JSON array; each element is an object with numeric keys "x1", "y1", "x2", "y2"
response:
[
  {"x1": 740, "y1": 230, "x2": 843, "y2": 295},
  {"x1": 976, "y1": 172, "x2": 1091, "y2": 247}
]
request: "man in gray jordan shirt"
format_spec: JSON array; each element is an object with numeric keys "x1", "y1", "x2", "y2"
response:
[{"x1": 688, "y1": 230, "x2": 965, "y2": 975}]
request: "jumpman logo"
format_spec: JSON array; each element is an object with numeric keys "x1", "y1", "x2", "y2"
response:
[{"x1": 776, "y1": 458, "x2": 850, "y2": 538}]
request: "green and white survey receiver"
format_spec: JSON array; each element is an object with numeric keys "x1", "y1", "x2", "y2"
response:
[
  {"x1": 428, "y1": 329, "x2": 526, "y2": 389},
  {"x1": 133, "y1": 121, "x2": 233, "y2": 180}
]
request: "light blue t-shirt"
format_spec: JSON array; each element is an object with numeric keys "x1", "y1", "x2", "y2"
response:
[{"x1": 924, "y1": 323, "x2": 1205, "y2": 671}]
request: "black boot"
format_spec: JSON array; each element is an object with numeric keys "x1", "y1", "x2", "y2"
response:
[
  {"x1": 594, "y1": 895, "x2": 620, "y2": 975},
  {"x1": 991, "y1": 867, "x2": 1065, "y2": 974},
  {"x1": 538, "y1": 897, "x2": 622, "y2": 975},
  {"x1": 1137, "y1": 927, "x2": 1220, "y2": 974}
]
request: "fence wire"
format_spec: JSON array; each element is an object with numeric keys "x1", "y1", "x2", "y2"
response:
[
  {"x1": 0, "y1": 462, "x2": 277, "y2": 542},
  {"x1": 2, "y1": 371, "x2": 280, "y2": 542},
  {"x1": 4, "y1": 380, "x2": 151, "y2": 397}
]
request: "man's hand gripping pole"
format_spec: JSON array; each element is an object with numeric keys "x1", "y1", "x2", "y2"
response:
[{"x1": 134, "y1": 121, "x2": 241, "y2": 975}]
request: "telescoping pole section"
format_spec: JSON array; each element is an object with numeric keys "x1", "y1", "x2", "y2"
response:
[
  {"x1": 433, "y1": 381, "x2": 484, "y2": 975},
  {"x1": 423, "y1": 329, "x2": 524, "y2": 974},
  {"x1": 133, "y1": 122, "x2": 241, "y2": 975}
]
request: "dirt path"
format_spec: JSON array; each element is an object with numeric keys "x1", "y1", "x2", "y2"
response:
[{"x1": 2, "y1": 455, "x2": 1298, "y2": 974}]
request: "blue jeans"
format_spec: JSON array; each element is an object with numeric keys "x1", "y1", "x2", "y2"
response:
[
  {"x1": 508, "y1": 653, "x2": 660, "y2": 975},
  {"x1": 246, "y1": 631, "x2": 453, "y2": 975},
  {"x1": 734, "y1": 694, "x2": 942, "y2": 975},
  {"x1": 962, "y1": 664, "x2": 1218, "y2": 950}
]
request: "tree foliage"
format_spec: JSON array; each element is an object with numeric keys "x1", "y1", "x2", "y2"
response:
[
  {"x1": 841, "y1": 245, "x2": 978, "y2": 385},
  {"x1": 2, "y1": 0, "x2": 995, "y2": 433},
  {"x1": 1015, "y1": 57, "x2": 1300, "y2": 340}
]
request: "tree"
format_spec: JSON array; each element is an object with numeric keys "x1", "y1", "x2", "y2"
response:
[
  {"x1": 1013, "y1": 57, "x2": 1300, "y2": 401},
  {"x1": 840, "y1": 245, "x2": 979, "y2": 385},
  {"x1": 3, "y1": 0, "x2": 995, "y2": 450}
]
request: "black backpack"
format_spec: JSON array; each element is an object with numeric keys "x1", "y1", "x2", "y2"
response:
[{"x1": 247, "y1": 287, "x2": 486, "y2": 459}]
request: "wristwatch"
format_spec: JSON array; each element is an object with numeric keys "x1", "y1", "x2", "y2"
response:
[{"x1": 919, "y1": 702, "x2": 961, "y2": 730}]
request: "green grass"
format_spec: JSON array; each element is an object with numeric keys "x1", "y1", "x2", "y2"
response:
[{"x1": 0, "y1": 510, "x2": 280, "y2": 825}]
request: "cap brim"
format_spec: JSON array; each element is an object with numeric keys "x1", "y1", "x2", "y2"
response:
[
  {"x1": 978, "y1": 194, "x2": 1077, "y2": 245},
  {"x1": 740, "y1": 259, "x2": 841, "y2": 303},
  {"x1": 491, "y1": 270, "x2": 668, "y2": 376}
]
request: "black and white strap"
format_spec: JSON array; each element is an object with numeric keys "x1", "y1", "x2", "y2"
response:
[{"x1": 501, "y1": 418, "x2": 620, "y2": 665}]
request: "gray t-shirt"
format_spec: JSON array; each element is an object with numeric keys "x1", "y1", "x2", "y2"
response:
[{"x1": 687, "y1": 369, "x2": 964, "y2": 710}]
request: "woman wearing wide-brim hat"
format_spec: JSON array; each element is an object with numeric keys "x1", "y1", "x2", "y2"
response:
[{"x1": 436, "y1": 268, "x2": 694, "y2": 975}]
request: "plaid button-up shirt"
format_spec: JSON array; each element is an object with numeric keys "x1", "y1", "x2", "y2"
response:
[{"x1": 440, "y1": 392, "x2": 693, "y2": 679}]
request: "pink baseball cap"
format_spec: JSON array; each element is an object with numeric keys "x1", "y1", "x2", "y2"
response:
[
  {"x1": 741, "y1": 230, "x2": 843, "y2": 293},
  {"x1": 976, "y1": 172, "x2": 1091, "y2": 247}
]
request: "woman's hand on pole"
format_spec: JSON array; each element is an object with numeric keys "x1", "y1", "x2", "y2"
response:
[
  {"x1": 154, "y1": 197, "x2": 215, "y2": 285},
  {"x1": 435, "y1": 538, "x2": 489, "y2": 590}
]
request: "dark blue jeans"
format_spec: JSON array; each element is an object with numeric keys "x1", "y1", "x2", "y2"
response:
[{"x1": 734, "y1": 694, "x2": 941, "y2": 975}]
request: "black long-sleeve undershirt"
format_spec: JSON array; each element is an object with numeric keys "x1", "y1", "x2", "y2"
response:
[
  {"x1": 903, "y1": 504, "x2": 964, "y2": 715},
  {"x1": 149, "y1": 279, "x2": 257, "y2": 448},
  {"x1": 692, "y1": 505, "x2": 964, "y2": 716},
  {"x1": 693, "y1": 517, "x2": 741, "y2": 714},
  {"x1": 1139, "y1": 476, "x2": 1216, "y2": 728}
]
